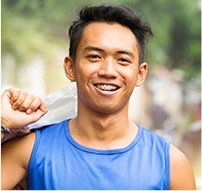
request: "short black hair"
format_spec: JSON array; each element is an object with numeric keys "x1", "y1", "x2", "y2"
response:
[{"x1": 68, "y1": 4, "x2": 153, "y2": 63}]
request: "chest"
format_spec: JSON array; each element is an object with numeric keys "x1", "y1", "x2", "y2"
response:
[{"x1": 28, "y1": 141, "x2": 169, "y2": 190}]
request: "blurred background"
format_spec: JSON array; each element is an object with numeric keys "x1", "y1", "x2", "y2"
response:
[{"x1": 1, "y1": 0, "x2": 201, "y2": 189}]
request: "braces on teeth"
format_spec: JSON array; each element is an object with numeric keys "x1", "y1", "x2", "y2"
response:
[{"x1": 97, "y1": 84, "x2": 117, "y2": 91}]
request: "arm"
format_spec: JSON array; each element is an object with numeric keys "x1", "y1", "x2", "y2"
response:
[
  {"x1": 169, "y1": 144, "x2": 196, "y2": 190},
  {"x1": 1, "y1": 132, "x2": 36, "y2": 190},
  {"x1": 1, "y1": 88, "x2": 48, "y2": 140}
]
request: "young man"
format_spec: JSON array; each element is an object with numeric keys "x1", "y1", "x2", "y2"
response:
[{"x1": 1, "y1": 4, "x2": 196, "y2": 190}]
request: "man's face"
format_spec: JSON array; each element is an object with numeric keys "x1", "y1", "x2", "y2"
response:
[{"x1": 68, "y1": 22, "x2": 147, "y2": 114}]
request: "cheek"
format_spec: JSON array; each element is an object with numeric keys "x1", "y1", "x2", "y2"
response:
[
  {"x1": 74, "y1": 63, "x2": 96, "y2": 82},
  {"x1": 76, "y1": 60, "x2": 101, "y2": 77},
  {"x1": 120, "y1": 66, "x2": 138, "y2": 81}
]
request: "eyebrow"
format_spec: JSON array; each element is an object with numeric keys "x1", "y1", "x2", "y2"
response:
[
  {"x1": 83, "y1": 46, "x2": 104, "y2": 53},
  {"x1": 116, "y1": 50, "x2": 135, "y2": 58},
  {"x1": 83, "y1": 46, "x2": 135, "y2": 58}
]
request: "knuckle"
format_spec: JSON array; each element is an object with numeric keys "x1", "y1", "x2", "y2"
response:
[{"x1": 30, "y1": 96, "x2": 42, "y2": 110}]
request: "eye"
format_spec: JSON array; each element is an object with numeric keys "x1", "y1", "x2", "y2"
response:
[
  {"x1": 86, "y1": 54, "x2": 101, "y2": 61},
  {"x1": 117, "y1": 57, "x2": 131, "y2": 65}
]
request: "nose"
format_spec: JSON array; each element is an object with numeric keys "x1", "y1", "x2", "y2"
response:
[{"x1": 97, "y1": 58, "x2": 118, "y2": 78}]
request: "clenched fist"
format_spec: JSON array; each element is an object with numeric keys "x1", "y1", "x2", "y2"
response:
[{"x1": 1, "y1": 88, "x2": 48, "y2": 130}]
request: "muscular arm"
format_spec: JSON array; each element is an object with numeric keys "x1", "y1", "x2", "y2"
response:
[
  {"x1": 169, "y1": 144, "x2": 196, "y2": 190},
  {"x1": 1, "y1": 132, "x2": 36, "y2": 190},
  {"x1": 1, "y1": 89, "x2": 46, "y2": 189}
]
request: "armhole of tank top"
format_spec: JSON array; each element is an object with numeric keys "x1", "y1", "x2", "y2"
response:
[
  {"x1": 27, "y1": 130, "x2": 40, "y2": 178},
  {"x1": 165, "y1": 141, "x2": 171, "y2": 189}
]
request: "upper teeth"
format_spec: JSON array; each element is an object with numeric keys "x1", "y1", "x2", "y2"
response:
[{"x1": 96, "y1": 84, "x2": 118, "y2": 91}]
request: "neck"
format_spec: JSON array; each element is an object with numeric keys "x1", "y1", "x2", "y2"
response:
[{"x1": 69, "y1": 104, "x2": 138, "y2": 149}]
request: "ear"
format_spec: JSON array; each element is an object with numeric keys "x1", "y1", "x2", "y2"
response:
[
  {"x1": 63, "y1": 56, "x2": 75, "y2": 81},
  {"x1": 135, "y1": 62, "x2": 148, "y2": 87}
]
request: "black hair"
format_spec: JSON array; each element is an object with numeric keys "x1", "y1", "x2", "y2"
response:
[{"x1": 68, "y1": 4, "x2": 153, "y2": 63}]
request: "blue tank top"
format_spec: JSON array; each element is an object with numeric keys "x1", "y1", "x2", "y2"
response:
[{"x1": 27, "y1": 119, "x2": 170, "y2": 190}]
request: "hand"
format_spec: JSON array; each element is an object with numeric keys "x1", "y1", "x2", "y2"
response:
[{"x1": 1, "y1": 88, "x2": 48, "y2": 130}]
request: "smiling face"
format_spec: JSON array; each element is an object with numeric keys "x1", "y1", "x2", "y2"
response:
[{"x1": 64, "y1": 22, "x2": 147, "y2": 115}]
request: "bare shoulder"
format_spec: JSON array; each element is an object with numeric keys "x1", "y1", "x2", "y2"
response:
[
  {"x1": 2, "y1": 132, "x2": 36, "y2": 160},
  {"x1": 169, "y1": 144, "x2": 196, "y2": 190},
  {"x1": 1, "y1": 132, "x2": 36, "y2": 190}
]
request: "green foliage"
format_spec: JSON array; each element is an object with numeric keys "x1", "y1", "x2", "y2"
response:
[
  {"x1": 1, "y1": 0, "x2": 68, "y2": 63},
  {"x1": 2, "y1": 0, "x2": 201, "y2": 81},
  {"x1": 125, "y1": 0, "x2": 201, "y2": 79}
]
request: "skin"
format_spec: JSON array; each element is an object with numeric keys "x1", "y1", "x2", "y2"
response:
[
  {"x1": 1, "y1": 89, "x2": 47, "y2": 140},
  {"x1": 64, "y1": 22, "x2": 147, "y2": 149},
  {"x1": 1, "y1": 22, "x2": 196, "y2": 190},
  {"x1": 1, "y1": 89, "x2": 47, "y2": 189}
]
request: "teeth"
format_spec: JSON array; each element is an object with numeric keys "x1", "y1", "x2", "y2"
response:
[{"x1": 96, "y1": 84, "x2": 118, "y2": 91}]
